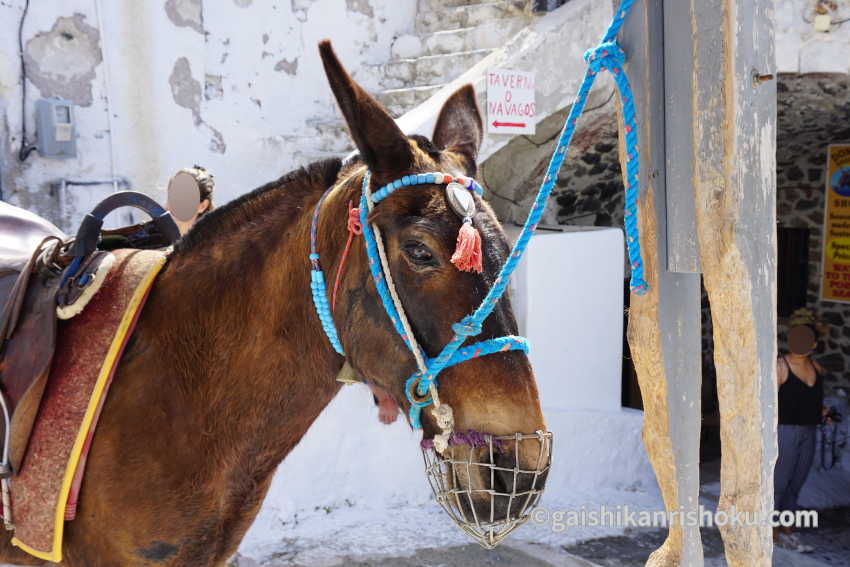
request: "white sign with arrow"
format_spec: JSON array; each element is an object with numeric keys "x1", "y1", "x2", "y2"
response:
[{"x1": 487, "y1": 68, "x2": 536, "y2": 135}]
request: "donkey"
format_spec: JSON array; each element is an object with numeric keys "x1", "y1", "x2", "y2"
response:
[{"x1": 0, "y1": 42, "x2": 547, "y2": 566}]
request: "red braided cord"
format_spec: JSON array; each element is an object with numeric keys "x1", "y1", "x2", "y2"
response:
[{"x1": 331, "y1": 202, "x2": 362, "y2": 312}]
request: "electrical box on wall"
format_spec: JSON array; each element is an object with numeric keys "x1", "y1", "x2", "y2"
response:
[{"x1": 35, "y1": 98, "x2": 77, "y2": 159}]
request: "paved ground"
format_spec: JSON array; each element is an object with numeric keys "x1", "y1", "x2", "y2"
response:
[
  {"x1": 340, "y1": 544, "x2": 593, "y2": 567},
  {"x1": 796, "y1": 507, "x2": 850, "y2": 565},
  {"x1": 562, "y1": 524, "x2": 845, "y2": 567},
  {"x1": 233, "y1": 529, "x2": 848, "y2": 567},
  {"x1": 556, "y1": 459, "x2": 850, "y2": 567},
  {"x1": 232, "y1": 457, "x2": 850, "y2": 567},
  {"x1": 231, "y1": 514, "x2": 850, "y2": 567},
  {"x1": 232, "y1": 543, "x2": 596, "y2": 567},
  {"x1": 4, "y1": 458, "x2": 838, "y2": 567}
]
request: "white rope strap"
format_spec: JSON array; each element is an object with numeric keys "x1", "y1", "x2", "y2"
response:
[
  {"x1": 364, "y1": 185, "x2": 428, "y2": 374},
  {"x1": 364, "y1": 177, "x2": 453, "y2": 452}
]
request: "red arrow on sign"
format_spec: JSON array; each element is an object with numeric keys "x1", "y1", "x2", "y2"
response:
[{"x1": 492, "y1": 121, "x2": 526, "y2": 128}]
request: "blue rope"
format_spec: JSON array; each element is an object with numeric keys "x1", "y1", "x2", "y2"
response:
[
  {"x1": 404, "y1": 336, "x2": 529, "y2": 411},
  {"x1": 359, "y1": 182, "x2": 428, "y2": 357},
  {"x1": 311, "y1": 0, "x2": 646, "y2": 428},
  {"x1": 310, "y1": 186, "x2": 345, "y2": 355},
  {"x1": 405, "y1": 0, "x2": 646, "y2": 426}
]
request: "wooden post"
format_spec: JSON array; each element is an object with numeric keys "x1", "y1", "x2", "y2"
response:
[
  {"x1": 618, "y1": 1, "x2": 704, "y2": 565},
  {"x1": 620, "y1": 0, "x2": 776, "y2": 565},
  {"x1": 691, "y1": 1, "x2": 777, "y2": 565}
]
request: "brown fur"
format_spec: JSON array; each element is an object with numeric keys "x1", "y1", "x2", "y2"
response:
[{"x1": 0, "y1": 42, "x2": 545, "y2": 566}]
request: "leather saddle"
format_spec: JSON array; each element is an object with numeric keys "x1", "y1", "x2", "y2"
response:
[{"x1": 0, "y1": 194, "x2": 180, "y2": 474}]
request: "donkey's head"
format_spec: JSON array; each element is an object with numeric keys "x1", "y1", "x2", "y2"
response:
[{"x1": 318, "y1": 41, "x2": 549, "y2": 529}]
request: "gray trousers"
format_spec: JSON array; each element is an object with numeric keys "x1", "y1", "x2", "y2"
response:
[{"x1": 774, "y1": 424, "x2": 817, "y2": 512}]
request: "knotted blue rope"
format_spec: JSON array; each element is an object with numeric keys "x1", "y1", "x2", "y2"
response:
[
  {"x1": 404, "y1": 336, "x2": 529, "y2": 410},
  {"x1": 401, "y1": 0, "x2": 646, "y2": 426},
  {"x1": 584, "y1": 38, "x2": 646, "y2": 294},
  {"x1": 310, "y1": 0, "x2": 647, "y2": 428}
]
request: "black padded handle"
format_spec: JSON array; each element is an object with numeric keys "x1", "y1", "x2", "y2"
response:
[{"x1": 68, "y1": 191, "x2": 181, "y2": 258}]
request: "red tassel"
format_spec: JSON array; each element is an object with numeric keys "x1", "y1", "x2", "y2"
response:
[{"x1": 451, "y1": 219, "x2": 483, "y2": 273}]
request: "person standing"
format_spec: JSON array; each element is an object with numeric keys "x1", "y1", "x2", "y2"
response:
[
  {"x1": 165, "y1": 165, "x2": 215, "y2": 234},
  {"x1": 774, "y1": 321, "x2": 830, "y2": 552}
]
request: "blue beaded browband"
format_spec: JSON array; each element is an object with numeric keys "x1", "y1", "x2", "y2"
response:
[{"x1": 310, "y1": 171, "x2": 530, "y2": 428}]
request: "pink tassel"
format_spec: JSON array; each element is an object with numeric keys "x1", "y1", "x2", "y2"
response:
[{"x1": 451, "y1": 219, "x2": 483, "y2": 273}]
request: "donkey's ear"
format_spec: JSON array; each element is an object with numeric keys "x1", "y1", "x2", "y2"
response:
[
  {"x1": 318, "y1": 40, "x2": 413, "y2": 174},
  {"x1": 432, "y1": 84, "x2": 483, "y2": 172}
]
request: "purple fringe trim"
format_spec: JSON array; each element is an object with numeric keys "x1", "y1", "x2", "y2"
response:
[{"x1": 420, "y1": 430, "x2": 507, "y2": 454}]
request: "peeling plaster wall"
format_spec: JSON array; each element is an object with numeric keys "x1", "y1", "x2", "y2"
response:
[
  {"x1": 23, "y1": 13, "x2": 102, "y2": 107},
  {"x1": 0, "y1": 2, "x2": 113, "y2": 225},
  {"x1": 776, "y1": 0, "x2": 850, "y2": 74},
  {"x1": 0, "y1": 0, "x2": 416, "y2": 230},
  {"x1": 0, "y1": 0, "x2": 842, "y2": 231}
]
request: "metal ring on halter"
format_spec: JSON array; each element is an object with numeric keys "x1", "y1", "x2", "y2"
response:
[{"x1": 406, "y1": 375, "x2": 433, "y2": 407}]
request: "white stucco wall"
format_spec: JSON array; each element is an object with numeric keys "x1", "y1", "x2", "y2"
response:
[
  {"x1": 776, "y1": 0, "x2": 850, "y2": 74},
  {"x1": 4, "y1": 0, "x2": 846, "y2": 232},
  {"x1": 0, "y1": 0, "x2": 416, "y2": 230}
]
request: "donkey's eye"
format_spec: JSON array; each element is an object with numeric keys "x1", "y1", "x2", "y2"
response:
[{"x1": 403, "y1": 241, "x2": 435, "y2": 264}]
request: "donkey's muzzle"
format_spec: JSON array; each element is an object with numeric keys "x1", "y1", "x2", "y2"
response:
[{"x1": 421, "y1": 430, "x2": 552, "y2": 549}]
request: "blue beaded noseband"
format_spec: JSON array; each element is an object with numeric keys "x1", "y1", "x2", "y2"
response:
[{"x1": 310, "y1": 171, "x2": 529, "y2": 428}]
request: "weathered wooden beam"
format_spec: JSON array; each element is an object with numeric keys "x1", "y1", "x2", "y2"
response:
[
  {"x1": 691, "y1": 1, "x2": 777, "y2": 565},
  {"x1": 618, "y1": 1, "x2": 704, "y2": 565},
  {"x1": 663, "y1": 0, "x2": 700, "y2": 274}
]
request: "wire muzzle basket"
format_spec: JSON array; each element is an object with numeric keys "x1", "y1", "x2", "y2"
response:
[{"x1": 421, "y1": 430, "x2": 552, "y2": 549}]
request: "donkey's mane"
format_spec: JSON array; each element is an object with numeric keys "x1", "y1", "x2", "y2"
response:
[
  {"x1": 174, "y1": 157, "x2": 344, "y2": 255},
  {"x1": 174, "y1": 135, "x2": 447, "y2": 256}
]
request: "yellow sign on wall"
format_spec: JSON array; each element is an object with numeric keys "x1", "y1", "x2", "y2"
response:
[{"x1": 820, "y1": 144, "x2": 850, "y2": 303}]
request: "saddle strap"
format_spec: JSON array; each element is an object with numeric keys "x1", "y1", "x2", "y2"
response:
[{"x1": 0, "y1": 236, "x2": 63, "y2": 347}]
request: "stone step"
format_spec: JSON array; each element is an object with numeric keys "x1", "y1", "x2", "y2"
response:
[
  {"x1": 418, "y1": 0, "x2": 486, "y2": 9},
  {"x1": 415, "y1": 1, "x2": 530, "y2": 33},
  {"x1": 379, "y1": 48, "x2": 493, "y2": 89},
  {"x1": 377, "y1": 84, "x2": 445, "y2": 117},
  {"x1": 419, "y1": 0, "x2": 531, "y2": 13},
  {"x1": 421, "y1": 18, "x2": 529, "y2": 55}
]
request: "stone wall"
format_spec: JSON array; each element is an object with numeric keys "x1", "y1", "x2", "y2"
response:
[
  {"x1": 481, "y1": 86, "x2": 623, "y2": 230},
  {"x1": 776, "y1": 73, "x2": 850, "y2": 396},
  {"x1": 486, "y1": 73, "x2": 850, "y2": 398}
]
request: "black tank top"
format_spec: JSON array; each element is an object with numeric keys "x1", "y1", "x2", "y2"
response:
[{"x1": 778, "y1": 356, "x2": 824, "y2": 425}]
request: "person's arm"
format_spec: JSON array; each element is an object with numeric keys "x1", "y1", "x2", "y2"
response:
[
  {"x1": 777, "y1": 356, "x2": 789, "y2": 386},
  {"x1": 811, "y1": 359, "x2": 834, "y2": 423}
]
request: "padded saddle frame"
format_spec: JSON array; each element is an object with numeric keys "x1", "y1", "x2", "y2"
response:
[{"x1": 0, "y1": 192, "x2": 180, "y2": 475}]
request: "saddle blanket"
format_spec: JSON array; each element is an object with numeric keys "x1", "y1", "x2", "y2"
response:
[{"x1": 9, "y1": 249, "x2": 166, "y2": 562}]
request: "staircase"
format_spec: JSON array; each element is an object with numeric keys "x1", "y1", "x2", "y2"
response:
[
  {"x1": 377, "y1": 0, "x2": 534, "y2": 116},
  {"x1": 299, "y1": 0, "x2": 536, "y2": 160}
]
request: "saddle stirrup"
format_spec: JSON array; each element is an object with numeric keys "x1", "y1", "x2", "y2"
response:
[{"x1": 0, "y1": 389, "x2": 13, "y2": 530}]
